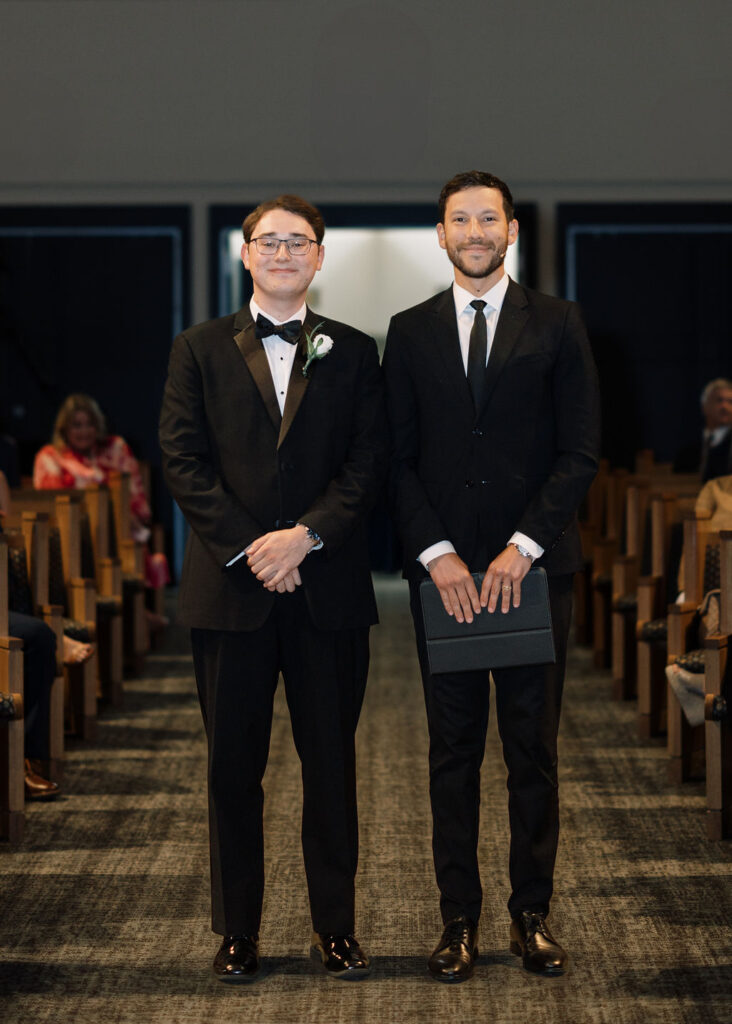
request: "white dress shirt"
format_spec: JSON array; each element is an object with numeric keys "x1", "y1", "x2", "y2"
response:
[
  {"x1": 251, "y1": 297, "x2": 307, "y2": 415},
  {"x1": 418, "y1": 273, "x2": 544, "y2": 570},
  {"x1": 225, "y1": 298, "x2": 307, "y2": 567}
]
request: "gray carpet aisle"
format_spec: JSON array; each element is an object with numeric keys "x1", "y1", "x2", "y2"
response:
[{"x1": 1, "y1": 575, "x2": 731, "y2": 1024}]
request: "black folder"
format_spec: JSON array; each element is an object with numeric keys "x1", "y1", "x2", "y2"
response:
[{"x1": 419, "y1": 567, "x2": 555, "y2": 675}]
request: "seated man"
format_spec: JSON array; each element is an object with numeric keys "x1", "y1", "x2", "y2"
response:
[{"x1": 676, "y1": 378, "x2": 732, "y2": 481}]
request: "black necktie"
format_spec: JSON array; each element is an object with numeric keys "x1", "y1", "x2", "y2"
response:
[
  {"x1": 467, "y1": 299, "x2": 487, "y2": 411},
  {"x1": 255, "y1": 314, "x2": 302, "y2": 344}
]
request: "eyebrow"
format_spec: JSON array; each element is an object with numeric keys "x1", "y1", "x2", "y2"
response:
[
  {"x1": 449, "y1": 208, "x2": 501, "y2": 217},
  {"x1": 259, "y1": 231, "x2": 310, "y2": 238}
]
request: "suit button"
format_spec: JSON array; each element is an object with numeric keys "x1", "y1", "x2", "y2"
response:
[
  {"x1": 472, "y1": 428, "x2": 483, "y2": 436},
  {"x1": 465, "y1": 479, "x2": 475, "y2": 488}
]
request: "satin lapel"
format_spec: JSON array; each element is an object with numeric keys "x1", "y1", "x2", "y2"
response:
[
  {"x1": 232, "y1": 309, "x2": 281, "y2": 432},
  {"x1": 429, "y1": 289, "x2": 474, "y2": 414},
  {"x1": 481, "y1": 281, "x2": 530, "y2": 409},
  {"x1": 277, "y1": 308, "x2": 319, "y2": 449}
]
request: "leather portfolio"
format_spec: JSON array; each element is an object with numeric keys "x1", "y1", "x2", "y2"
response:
[{"x1": 419, "y1": 567, "x2": 555, "y2": 675}]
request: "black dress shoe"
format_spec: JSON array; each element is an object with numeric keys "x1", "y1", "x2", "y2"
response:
[
  {"x1": 310, "y1": 933, "x2": 371, "y2": 980},
  {"x1": 428, "y1": 915, "x2": 479, "y2": 983},
  {"x1": 510, "y1": 911, "x2": 568, "y2": 975},
  {"x1": 213, "y1": 934, "x2": 260, "y2": 983}
]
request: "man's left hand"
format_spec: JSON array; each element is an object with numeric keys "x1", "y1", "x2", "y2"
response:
[
  {"x1": 246, "y1": 526, "x2": 313, "y2": 588},
  {"x1": 480, "y1": 545, "x2": 532, "y2": 613}
]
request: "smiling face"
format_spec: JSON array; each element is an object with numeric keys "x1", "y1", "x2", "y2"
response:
[
  {"x1": 437, "y1": 186, "x2": 518, "y2": 293},
  {"x1": 66, "y1": 410, "x2": 97, "y2": 454},
  {"x1": 241, "y1": 209, "x2": 324, "y2": 318}
]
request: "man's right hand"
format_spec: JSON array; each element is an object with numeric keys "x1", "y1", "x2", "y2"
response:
[{"x1": 428, "y1": 552, "x2": 481, "y2": 623}]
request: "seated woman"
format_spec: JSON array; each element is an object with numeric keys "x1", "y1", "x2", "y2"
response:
[{"x1": 33, "y1": 394, "x2": 169, "y2": 630}]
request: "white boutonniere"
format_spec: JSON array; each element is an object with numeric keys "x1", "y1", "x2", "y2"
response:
[{"x1": 302, "y1": 321, "x2": 334, "y2": 377}]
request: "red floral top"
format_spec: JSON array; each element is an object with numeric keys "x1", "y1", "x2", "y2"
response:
[{"x1": 33, "y1": 436, "x2": 151, "y2": 526}]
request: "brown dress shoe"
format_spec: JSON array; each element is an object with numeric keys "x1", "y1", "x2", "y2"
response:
[
  {"x1": 213, "y1": 934, "x2": 260, "y2": 983},
  {"x1": 428, "y1": 916, "x2": 479, "y2": 983},
  {"x1": 24, "y1": 759, "x2": 60, "y2": 801},
  {"x1": 510, "y1": 911, "x2": 568, "y2": 975},
  {"x1": 310, "y1": 933, "x2": 371, "y2": 980}
]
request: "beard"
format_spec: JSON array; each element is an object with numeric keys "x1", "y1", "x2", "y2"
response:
[{"x1": 446, "y1": 241, "x2": 506, "y2": 279}]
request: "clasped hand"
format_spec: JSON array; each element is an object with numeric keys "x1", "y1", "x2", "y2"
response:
[
  {"x1": 429, "y1": 546, "x2": 532, "y2": 623},
  {"x1": 245, "y1": 526, "x2": 313, "y2": 593}
]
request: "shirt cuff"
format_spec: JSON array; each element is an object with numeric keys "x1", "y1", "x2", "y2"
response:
[
  {"x1": 508, "y1": 531, "x2": 544, "y2": 560},
  {"x1": 225, "y1": 549, "x2": 248, "y2": 567},
  {"x1": 418, "y1": 540, "x2": 456, "y2": 570}
]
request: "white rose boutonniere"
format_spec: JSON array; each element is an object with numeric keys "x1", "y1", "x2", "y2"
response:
[{"x1": 302, "y1": 321, "x2": 334, "y2": 377}]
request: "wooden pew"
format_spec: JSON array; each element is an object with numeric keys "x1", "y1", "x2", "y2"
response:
[
  {"x1": 107, "y1": 471, "x2": 148, "y2": 675},
  {"x1": 80, "y1": 484, "x2": 124, "y2": 706},
  {"x1": 0, "y1": 535, "x2": 24, "y2": 843},
  {"x1": 704, "y1": 530, "x2": 732, "y2": 839},
  {"x1": 3, "y1": 511, "x2": 65, "y2": 782},
  {"x1": 10, "y1": 490, "x2": 98, "y2": 740},
  {"x1": 666, "y1": 511, "x2": 720, "y2": 782},
  {"x1": 611, "y1": 477, "x2": 651, "y2": 699},
  {"x1": 635, "y1": 491, "x2": 691, "y2": 738},
  {"x1": 591, "y1": 468, "x2": 629, "y2": 668}
]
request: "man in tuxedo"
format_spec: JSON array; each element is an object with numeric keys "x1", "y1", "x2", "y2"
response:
[
  {"x1": 159, "y1": 195, "x2": 386, "y2": 982},
  {"x1": 383, "y1": 171, "x2": 600, "y2": 981},
  {"x1": 700, "y1": 378, "x2": 732, "y2": 482}
]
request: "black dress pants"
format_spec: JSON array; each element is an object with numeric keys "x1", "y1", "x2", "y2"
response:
[
  {"x1": 409, "y1": 573, "x2": 573, "y2": 925},
  {"x1": 191, "y1": 589, "x2": 369, "y2": 937},
  {"x1": 8, "y1": 611, "x2": 56, "y2": 761}
]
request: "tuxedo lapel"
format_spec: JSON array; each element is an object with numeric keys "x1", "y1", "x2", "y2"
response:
[
  {"x1": 232, "y1": 309, "x2": 282, "y2": 432},
  {"x1": 277, "y1": 308, "x2": 319, "y2": 449},
  {"x1": 481, "y1": 280, "x2": 530, "y2": 409},
  {"x1": 429, "y1": 289, "x2": 474, "y2": 414}
]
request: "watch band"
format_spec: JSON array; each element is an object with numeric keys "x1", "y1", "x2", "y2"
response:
[
  {"x1": 297, "y1": 523, "x2": 323, "y2": 551},
  {"x1": 509, "y1": 541, "x2": 534, "y2": 562}
]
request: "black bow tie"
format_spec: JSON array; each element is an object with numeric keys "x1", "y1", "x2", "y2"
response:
[{"x1": 254, "y1": 314, "x2": 302, "y2": 344}]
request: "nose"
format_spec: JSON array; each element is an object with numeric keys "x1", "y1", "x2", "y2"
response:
[
  {"x1": 274, "y1": 240, "x2": 292, "y2": 259},
  {"x1": 466, "y1": 217, "x2": 487, "y2": 239}
]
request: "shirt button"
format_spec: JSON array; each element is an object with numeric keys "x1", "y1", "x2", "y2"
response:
[{"x1": 465, "y1": 480, "x2": 475, "y2": 488}]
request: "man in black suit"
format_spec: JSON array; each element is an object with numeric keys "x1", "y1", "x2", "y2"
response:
[
  {"x1": 700, "y1": 378, "x2": 732, "y2": 482},
  {"x1": 160, "y1": 195, "x2": 386, "y2": 982},
  {"x1": 383, "y1": 171, "x2": 600, "y2": 981}
]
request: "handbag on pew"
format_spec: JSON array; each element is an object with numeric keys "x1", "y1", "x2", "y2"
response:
[{"x1": 419, "y1": 567, "x2": 556, "y2": 675}]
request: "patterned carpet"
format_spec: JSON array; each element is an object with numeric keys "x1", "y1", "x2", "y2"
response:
[{"x1": 1, "y1": 575, "x2": 731, "y2": 1024}]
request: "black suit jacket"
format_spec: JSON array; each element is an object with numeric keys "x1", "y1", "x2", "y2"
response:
[
  {"x1": 383, "y1": 280, "x2": 600, "y2": 580},
  {"x1": 159, "y1": 306, "x2": 387, "y2": 631}
]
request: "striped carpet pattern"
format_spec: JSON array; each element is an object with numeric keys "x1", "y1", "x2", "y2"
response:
[{"x1": 1, "y1": 575, "x2": 731, "y2": 1024}]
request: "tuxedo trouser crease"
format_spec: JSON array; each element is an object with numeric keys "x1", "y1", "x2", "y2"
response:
[
  {"x1": 409, "y1": 574, "x2": 572, "y2": 924},
  {"x1": 191, "y1": 589, "x2": 368, "y2": 937}
]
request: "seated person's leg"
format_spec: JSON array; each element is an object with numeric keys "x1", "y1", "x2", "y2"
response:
[{"x1": 8, "y1": 611, "x2": 60, "y2": 800}]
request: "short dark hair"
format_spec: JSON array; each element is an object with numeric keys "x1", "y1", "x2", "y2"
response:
[
  {"x1": 242, "y1": 194, "x2": 325, "y2": 244},
  {"x1": 438, "y1": 171, "x2": 514, "y2": 223}
]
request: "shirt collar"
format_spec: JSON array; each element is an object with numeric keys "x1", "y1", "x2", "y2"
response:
[
  {"x1": 453, "y1": 273, "x2": 511, "y2": 317},
  {"x1": 250, "y1": 297, "x2": 307, "y2": 326}
]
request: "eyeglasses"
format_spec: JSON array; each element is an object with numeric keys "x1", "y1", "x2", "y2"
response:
[{"x1": 250, "y1": 236, "x2": 319, "y2": 256}]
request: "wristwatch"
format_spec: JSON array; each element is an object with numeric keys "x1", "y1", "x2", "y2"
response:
[
  {"x1": 297, "y1": 523, "x2": 323, "y2": 551},
  {"x1": 509, "y1": 541, "x2": 534, "y2": 562}
]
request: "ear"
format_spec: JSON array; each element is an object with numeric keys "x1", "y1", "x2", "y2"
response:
[
  {"x1": 436, "y1": 223, "x2": 446, "y2": 251},
  {"x1": 507, "y1": 219, "x2": 519, "y2": 246},
  {"x1": 315, "y1": 244, "x2": 325, "y2": 271},
  {"x1": 241, "y1": 242, "x2": 250, "y2": 270}
]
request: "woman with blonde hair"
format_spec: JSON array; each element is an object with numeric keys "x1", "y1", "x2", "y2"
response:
[{"x1": 33, "y1": 394, "x2": 169, "y2": 627}]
